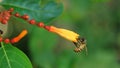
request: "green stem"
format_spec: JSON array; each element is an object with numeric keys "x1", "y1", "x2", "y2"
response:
[{"x1": 1, "y1": 42, "x2": 12, "y2": 68}]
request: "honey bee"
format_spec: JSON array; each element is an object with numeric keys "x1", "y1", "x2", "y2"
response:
[{"x1": 73, "y1": 37, "x2": 87, "y2": 54}]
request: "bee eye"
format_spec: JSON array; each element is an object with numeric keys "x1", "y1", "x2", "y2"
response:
[
  {"x1": 80, "y1": 38, "x2": 85, "y2": 42},
  {"x1": 0, "y1": 30, "x2": 3, "y2": 34},
  {"x1": 79, "y1": 37, "x2": 86, "y2": 44}
]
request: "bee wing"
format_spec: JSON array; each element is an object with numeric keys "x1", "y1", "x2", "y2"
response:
[{"x1": 85, "y1": 45, "x2": 88, "y2": 55}]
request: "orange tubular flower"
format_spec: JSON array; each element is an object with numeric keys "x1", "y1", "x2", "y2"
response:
[
  {"x1": 49, "y1": 26, "x2": 79, "y2": 43},
  {"x1": 11, "y1": 30, "x2": 28, "y2": 43},
  {"x1": 44, "y1": 26, "x2": 87, "y2": 53}
]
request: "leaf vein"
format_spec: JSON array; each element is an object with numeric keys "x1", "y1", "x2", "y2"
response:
[{"x1": 1, "y1": 42, "x2": 12, "y2": 68}]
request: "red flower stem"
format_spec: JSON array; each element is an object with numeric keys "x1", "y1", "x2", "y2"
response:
[{"x1": 0, "y1": 8, "x2": 53, "y2": 44}]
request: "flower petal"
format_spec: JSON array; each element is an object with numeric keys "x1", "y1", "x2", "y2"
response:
[{"x1": 49, "y1": 26, "x2": 79, "y2": 42}]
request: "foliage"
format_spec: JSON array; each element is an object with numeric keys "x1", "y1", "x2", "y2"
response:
[
  {"x1": 0, "y1": 0, "x2": 120, "y2": 68},
  {"x1": 0, "y1": 42, "x2": 32, "y2": 68},
  {"x1": 0, "y1": 0, "x2": 63, "y2": 68}
]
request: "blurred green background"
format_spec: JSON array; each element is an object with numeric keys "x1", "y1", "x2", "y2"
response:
[{"x1": 5, "y1": 0, "x2": 120, "y2": 68}]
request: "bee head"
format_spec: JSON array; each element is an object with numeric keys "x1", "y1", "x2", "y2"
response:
[{"x1": 79, "y1": 37, "x2": 86, "y2": 44}]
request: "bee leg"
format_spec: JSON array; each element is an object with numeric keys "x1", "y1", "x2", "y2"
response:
[
  {"x1": 74, "y1": 48, "x2": 81, "y2": 53},
  {"x1": 77, "y1": 38, "x2": 82, "y2": 45},
  {"x1": 73, "y1": 42, "x2": 80, "y2": 48},
  {"x1": 73, "y1": 38, "x2": 83, "y2": 48}
]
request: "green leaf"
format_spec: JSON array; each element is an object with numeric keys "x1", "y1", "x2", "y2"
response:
[
  {"x1": 29, "y1": 28, "x2": 57, "y2": 67},
  {"x1": 0, "y1": 0, "x2": 63, "y2": 23},
  {"x1": 0, "y1": 0, "x2": 63, "y2": 38},
  {"x1": 0, "y1": 42, "x2": 32, "y2": 68}
]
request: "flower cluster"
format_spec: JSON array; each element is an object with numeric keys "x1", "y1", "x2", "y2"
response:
[
  {"x1": 0, "y1": 8, "x2": 13, "y2": 24},
  {"x1": 0, "y1": 8, "x2": 87, "y2": 53},
  {"x1": 0, "y1": 8, "x2": 45, "y2": 44}
]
